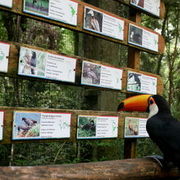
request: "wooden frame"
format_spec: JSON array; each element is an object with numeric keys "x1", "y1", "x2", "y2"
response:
[{"x1": 0, "y1": 0, "x2": 165, "y2": 54}]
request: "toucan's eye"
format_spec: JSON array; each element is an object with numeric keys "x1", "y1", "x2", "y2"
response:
[{"x1": 149, "y1": 99, "x2": 154, "y2": 105}]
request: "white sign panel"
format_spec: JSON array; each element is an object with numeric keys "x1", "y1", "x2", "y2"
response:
[
  {"x1": 84, "y1": 7, "x2": 124, "y2": 40},
  {"x1": 127, "y1": 71, "x2": 157, "y2": 94},
  {"x1": 12, "y1": 111, "x2": 71, "y2": 140},
  {"x1": 130, "y1": 0, "x2": 160, "y2": 17},
  {"x1": 81, "y1": 61, "x2": 122, "y2": 90},
  {"x1": 124, "y1": 117, "x2": 149, "y2": 138},
  {"x1": 0, "y1": 111, "x2": 4, "y2": 140},
  {"x1": 23, "y1": 0, "x2": 78, "y2": 26},
  {"x1": 18, "y1": 47, "x2": 76, "y2": 83},
  {"x1": 0, "y1": 0, "x2": 13, "y2": 8},
  {"x1": 128, "y1": 24, "x2": 159, "y2": 52},
  {"x1": 77, "y1": 115, "x2": 118, "y2": 139},
  {"x1": 0, "y1": 42, "x2": 10, "y2": 73}
]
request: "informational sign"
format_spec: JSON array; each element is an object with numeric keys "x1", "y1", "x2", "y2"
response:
[
  {"x1": 124, "y1": 117, "x2": 149, "y2": 138},
  {"x1": 77, "y1": 115, "x2": 118, "y2": 139},
  {"x1": 128, "y1": 24, "x2": 159, "y2": 52},
  {"x1": 84, "y1": 7, "x2": 124, "y2": 40},
  {"x1": 0, "y1": 0, "x2": 13, "y2": 8},
  {"x1": 0, "y1": 42, "x2": 10, "y2": 73},
  {"x1": 130, "y1": 0, "x2": 160, "y2": 17},
  {"x1": 127, "y1": 71, "x2": 157, "y2": 94},
  {"x1": 18, "y1": 47, "x2": 76, "y2": 83},
  {"x1": 23, "y1": 0, "x2": 78, "y2": 26},
  {"x1": 81, "y1": 61, "x2": 122, "y2": 90},
  {"x1": 0, "y1": 111, "x2": 4, "y2": 140},
  {"x1": 12, "y1": 111, "x2": 71, "y2": 140}
]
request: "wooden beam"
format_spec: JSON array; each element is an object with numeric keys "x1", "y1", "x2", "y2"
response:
[
  {"x1": 0, "y1": 158, "x2": 179, "y2": 179},
  {"x1": 0, "y1": 0, "x2": 165, "y2": 54},
  {"x1": 124, "y1": 6, "x2": 142, "y2": 159},
  {"x1": 0, "y1": 106, "x2": 148, "y2": 144},
  {"x1": 0, "y1": 41, "x2": 164, "y2": 95}
]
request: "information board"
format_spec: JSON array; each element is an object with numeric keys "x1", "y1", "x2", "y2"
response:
[
  {"x1": 127, "y1": 71, "x2": 157, "y2": 94},
  {"x1": 81, "y1": 61, "x2": 122, "y2": 90},
  {"x1": 124, "y1": 117, "x2": 149, "y2": 138},
  {"x1": 84, "y1": 6, "x2": 124, "y2": 40},
  {"x1": 0, "y1": 0, "x2": 12, "y2": 8},
  {"x1": 130, "y1": 0, "x2": 160, "y2": 17},
  {"x1": 12, "y1": 111, "x2": 71, "y2": 140},
  {"x1": 77, "y1": 115, "x2": 118, "y2": 139},
  {"x1": 128, "y1": 24, "x2": 159, "y2": 52},
  {"x1": 18, "y1": 47, "x2": 76, "y2": 83},
  {"x1": 23, "y1": 0, "x2": 78, "y2": 26},
  {"x1": 0, "y1": 42, "x2": 10, "y2": 73},
  {"x1": 0, "y1": 111, "x2": 4, "y2": 140}
]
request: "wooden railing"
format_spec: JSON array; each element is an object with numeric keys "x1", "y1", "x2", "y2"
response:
[{"x1": 0, "y1": 158, "x2": 180, "y2": 180}]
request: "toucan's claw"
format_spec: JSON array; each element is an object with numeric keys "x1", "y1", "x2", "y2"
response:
[
  {"x1": 146, "y1": 155, "x2": 178, "y2": 169},
  {"x1": 146, "y1": 155, "x2": 164, "y2": 168}
]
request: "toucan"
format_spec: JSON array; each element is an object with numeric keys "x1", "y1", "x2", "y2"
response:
[{"x1": 118, "y1": 94, "x2": 180, "y2": 168}]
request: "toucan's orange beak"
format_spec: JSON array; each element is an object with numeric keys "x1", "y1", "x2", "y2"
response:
[{"x1": 117, "y1": 94, "x2": 152, "y2": 112}]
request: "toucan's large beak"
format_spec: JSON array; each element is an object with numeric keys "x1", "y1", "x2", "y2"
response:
[{"x1": 117, "y1": 94, "x2": 152, "y2": 112}]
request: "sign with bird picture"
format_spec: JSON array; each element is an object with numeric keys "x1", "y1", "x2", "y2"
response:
[
  {"x1": 130, "y1": 0, "x2": 160, "y2": 17},
  {"x1": 84, "y1": 6, "x2": 124, "y2": 40},
  {"x1": 127, "y1": 71, "x2": 157, "y2": 94},
  {"x1": 0, "y1": 111, "x2": 4, "y2": 140},
  {"x1": 0, "y1": 42, "x2": 10, "y2": 73},
  {"x1": 18, "y1": 46, "x2": 77, "y2": 83},
  {"x1": 128, "y1": 24, "x2": 159, "y2": 52},
  {"x1": 12, "y1": 111, "x2": 71, "y2": 140},
  {"x1": 23, "y1": 0, "x2": 78, "y2": 26},
  {"x1": 81, "y1": 61, "x2": 122, "y2": 90},
  {"x1": 124, "y1": 117, "x2": 149, "y2": 138},
  {"x1": 77, "y1": 115, "x2": 118, "y2": 139},
  {"x1": 0, "y1": 0, "x2": 12, "y2": 8}
]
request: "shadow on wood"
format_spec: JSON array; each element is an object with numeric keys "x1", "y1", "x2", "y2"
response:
[{"x1": 0, "y1": 158, "x2": 180, "y2": 180}]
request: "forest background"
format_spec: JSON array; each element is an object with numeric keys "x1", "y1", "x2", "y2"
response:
[{"x1": 0, "y1": 0, "x2": 179, "y2": 166}]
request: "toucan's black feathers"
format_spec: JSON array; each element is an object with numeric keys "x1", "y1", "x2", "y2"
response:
[
  {"x1": 117, "y1": 102, "x2": 124, "y2": 111},
  {"x1": 151, "y1": 95, "x2": 171, "y2": 113},
  {"x1": 118, "y1": 94, "x2": 180, "y2": 168},
  {"x1": 146, "y1": 95, "x2": 180, "y2": 168}
]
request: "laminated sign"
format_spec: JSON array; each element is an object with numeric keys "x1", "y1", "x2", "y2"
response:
[
  {"x1": 0, "y1": 42, "x2": 10, "y2": 73},
  {"x1": 124, "y1": 117, "x2": 149, "y2": 138},
  {"x1": 0, "y1": 0, "x2": 13, "y2": 8},
  {"x1": 0, "y1": 111, "x2": 4, "y2": 140},
  {"x1": 77, "y1": 115, "x2": 118, "y2": 139},
  {"x1": 127, "y1": 71, "x2": 157, "y2": 94},
  {"x1": 23, "y1": 0, "x2": 78, "y2": 26},
  {"x1": 81, "y1": 61, "x2": 122, "y2": 90},
  {"x1": 84, "y1": 6, "x2": 124, "y2": 40},
  {"x1": 12, "y1": 111, "x2": 71, "y2": 140},
  {"x1": 130, "y1": 0, "x2": 160, "y2": 17},
  {"x1": 128, "y1": 24, "x2": 159, "y2": 52},
  {"x1": 18, "y1": 47, "x2": 76, "y2": 83}
]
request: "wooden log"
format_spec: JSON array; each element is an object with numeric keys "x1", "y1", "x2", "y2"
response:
[{"x1": 0, "y1": 158, "x2": 179, "y2": 180}]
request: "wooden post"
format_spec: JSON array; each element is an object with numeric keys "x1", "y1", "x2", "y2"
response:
[{"x1": 124, "y1": 10, "x2": 142, "y2": 159}]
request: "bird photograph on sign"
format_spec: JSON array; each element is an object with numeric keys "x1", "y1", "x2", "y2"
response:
[{"x1": 13, "y1": 112, "x2": 40, "y2": 139}]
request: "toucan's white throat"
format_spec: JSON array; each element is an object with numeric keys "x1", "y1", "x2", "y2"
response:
[{"x1": 148, "y1": 103, "x2": 159, "y2": 119}]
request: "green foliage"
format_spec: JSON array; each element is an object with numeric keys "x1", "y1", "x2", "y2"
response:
[
  {"x1": 137, "y1": 139, "x2": 162, "y2": 158},
  {"x1": 0, "y1": 12, "x2": 8, "y2": 41}
]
